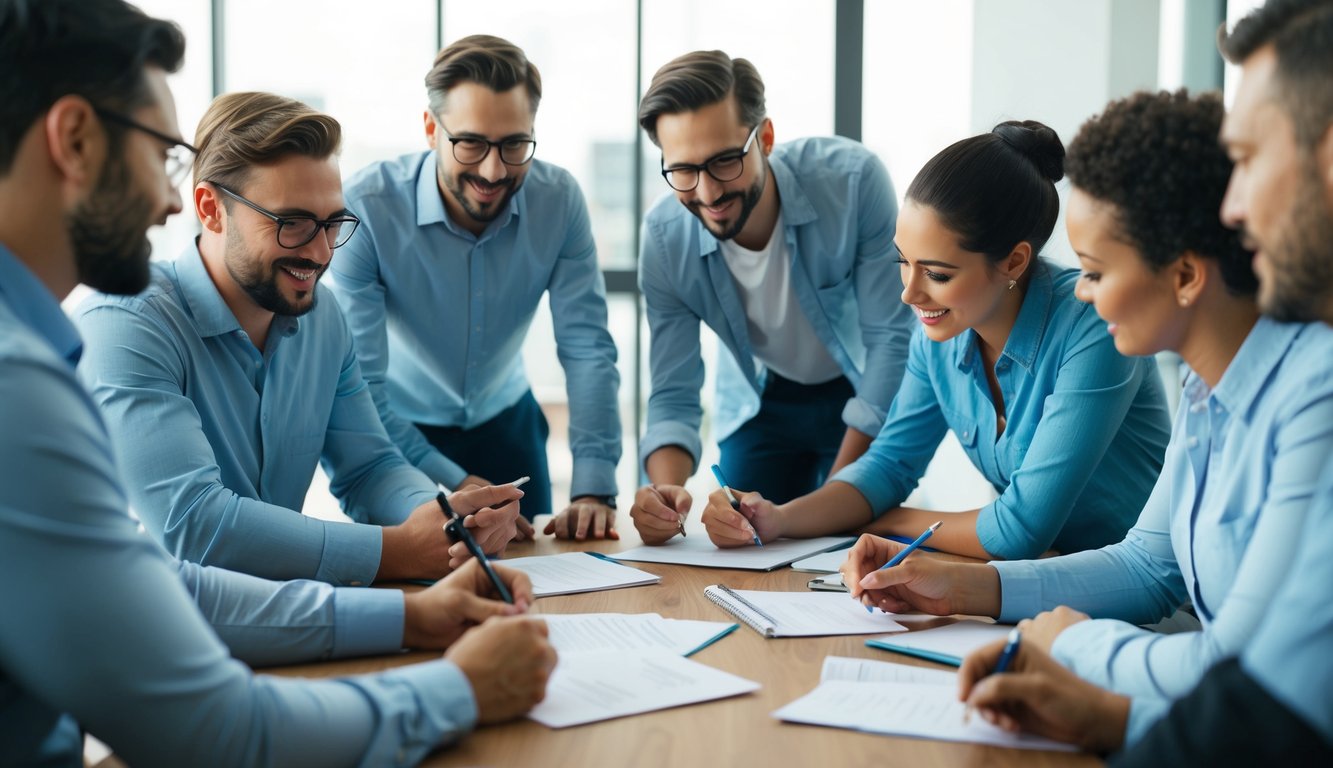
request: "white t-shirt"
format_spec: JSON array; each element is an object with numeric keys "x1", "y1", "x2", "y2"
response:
[{"x1": 719, "y1": 213, "x2": 842, "y2": 386}]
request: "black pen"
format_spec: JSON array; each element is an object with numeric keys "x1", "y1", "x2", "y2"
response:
[{"x1": 437, "y1": 491, "x2": 514, "y2": 604}]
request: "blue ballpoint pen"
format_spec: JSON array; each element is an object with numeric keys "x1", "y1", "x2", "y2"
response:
[
  {"x1": 864, "y1": 520, "x2": 943, "y2": 612},
  {"x1": 709, "y1": 464, "x2": 763, "y2": 547},
  {"x1": 992, "y1": 627, "x2": 1022, "y2": 675}
]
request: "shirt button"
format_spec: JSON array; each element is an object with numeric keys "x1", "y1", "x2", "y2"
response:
[
  {"x1": 1190, "y1": 402, "x2": 1205, "y2": 413},
  {"x1": 1187, "y1": 436, "x2": 1199, "y2": 448}
]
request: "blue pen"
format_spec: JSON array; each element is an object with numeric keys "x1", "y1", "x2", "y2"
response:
[
  {"x1": 864, "y1": 520, "x2": 942, "y2": 612},
  {"x1": 992, "y1": 627, "x2": 1022, "y2": 674},
  {"x1": 709, "y1": 464, "x2": 763, "y2": 547}
]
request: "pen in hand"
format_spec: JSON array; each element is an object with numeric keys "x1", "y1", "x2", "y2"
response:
[
  {"x1": 964, "y1": 627, "x2": 1021, "y2": 724},
  {"x1": 709, "y1": 464, "x2": 762, "y2": 547},
  {"x1": 864, "y1": 520, "x2": 942, "y2": 613},
  {"x1": 437, "y1": 491, "x2": 514, "y2": 604}
]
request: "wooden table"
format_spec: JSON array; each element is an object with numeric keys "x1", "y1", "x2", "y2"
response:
[{"x1": 267, "y1": 531, "x2": 1101, "y2": 767}]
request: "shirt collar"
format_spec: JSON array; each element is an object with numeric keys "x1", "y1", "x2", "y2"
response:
[
  {"x1": 415, "y1": 150, "x2": 524, "y2": 238},
  {"x1": 175, "y1": 242, "x2": 302, "y2": 342},
  {"x1": 956, "y1": 259, "x2": 1055, "y2": 372},
  {"x1": 693, "y1": 148, "x2": 818, "y2": 258},
  {"x1": 0, "y1": 243, "x2": 83, "y2": 366},
  {"x1": 1207, "y1": 315, "x2": 1304, "y2": 417}
]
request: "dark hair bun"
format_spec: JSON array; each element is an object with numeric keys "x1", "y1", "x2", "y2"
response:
[{"x1": 992, "y1": 120, "x2": 1065, "y2": 182}]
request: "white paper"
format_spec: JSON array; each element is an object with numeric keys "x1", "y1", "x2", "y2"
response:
[
  {"x1": 706, "y1": 586, "x2": 908, "y2": 637},
  {"x1": 820, "y1": 656, "x2": 958, "y2": 687},
  {"x1": 613, "y1": 536, "x2": 854, "y2": 571},
  {"x1": 530, "y1": 651, "x2": 760, "y2": 728},
  {"x1": 789, "y1": 548, "x2": 852, "y2": 573},
  {"x1": 541, "y1": 612, "x2": 736, "y2": 657},
  {"x1": 497, "y1": 552, "x2": 659, "y2": 597},
  {"x1": 773, "y1": 679, "x2": 1076, "y2": 751},
  {"x1": 868, "y1": 620, "x2": 1013, "y2": 663}
]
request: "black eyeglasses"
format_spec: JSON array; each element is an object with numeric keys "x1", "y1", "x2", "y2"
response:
[
  {"x1": 660, "y1": 124, "x2": 760, "y2": 192},
  {"x1": 206, "y1": 182, "x2": 361, "y2": 250},
  {"x1": 439, "y1": 124, "x2": 537, "y2": 166},
  {"x1": 93, "y1": 106, "x2": 197, "y2": 187}
]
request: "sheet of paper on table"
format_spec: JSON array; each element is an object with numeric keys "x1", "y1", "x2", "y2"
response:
[
  {"x1": 541, "y1": 612, "x2": 737, "y2": 657},
  {"x1": 496, "y1": 552, "x2": 660, "y2": 597},
  {"x1": 612, "y1": 536, "x2": 854, "y2": 571}
]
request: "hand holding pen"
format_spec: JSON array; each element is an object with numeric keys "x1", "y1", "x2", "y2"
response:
[
  {"x1": 440, "y1": 479, "x2": 526, "y2": 569},
  {"x1": 703, "y1": 464, "x2": 768, "y2": 548},
  {"x1": 439, "y1": 490, "x2": 514, "y2": 604}
]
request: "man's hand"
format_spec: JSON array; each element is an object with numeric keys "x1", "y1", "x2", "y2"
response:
[
  {"x1": 630, "y1": 484, "x2": 691, "y2": 545},
  {"x1": 378, "y1": 498, "x2": 460, "y2": 581},
  {"x1": 447, "y1": 616, "x2": 557, "y2": 725},
  {"x1": 959, "y1": 636, "x2": 1129, "y2": 753},
  {"x1": 513, "y1": 515, "x2": 536, "y2": 542},
  {"x1": 402, "y1": 561, "x2": 534, "y2": 649},
  {"x1": 839, "y1": 533, "x2": 1001, "y2": 616},
  {"x1": 455, "y1": 474, "x2": 491, "y2": 491},
  {"x1": 545, "y1": 497, "x2": 618, "y2": 540},
  {"x1": 701, "y1": 488, "x2": 780, "y2": 547},
  {"x1": 1020, "y1": 606, "x2": 1091, "y2": 654},
  {"x1": 449, "y1": 484, "x2": 524, "y2": 568}
]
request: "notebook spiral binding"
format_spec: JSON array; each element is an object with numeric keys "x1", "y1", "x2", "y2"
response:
[{"x1": 705, "y1": 584, "x2": 781, "y2": 638}]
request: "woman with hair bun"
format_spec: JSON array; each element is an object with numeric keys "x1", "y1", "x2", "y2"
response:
[{"x1": 701, "y1": 120, "x2": 1172, "y2": 560}]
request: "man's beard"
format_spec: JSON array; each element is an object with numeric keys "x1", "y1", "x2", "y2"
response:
[
  {"x1": 687, "y1": 167, "x2": 765, "y2": 242},
  {"x1": 443, "y1": 166, "x2": 519, "y2": 225},
  {"x1": 223, "y1": 226, "x2": 323, "y2": 317},
  {"x1": 1257, "y1": 166, "x2": 1333, "y2": 324},
  {"x1": 67, "y1": 153, "x2": 155, "y2": 295}
]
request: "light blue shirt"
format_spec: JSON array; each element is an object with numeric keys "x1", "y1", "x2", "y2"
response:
[
  {"x1": 0, "y1": 244, "x2": 475, "y2": 768},
  {"x1": 836, "y1": 261, "x2": 1171, "y2": 558},
  {"x1": 75, "y1": 244, "x2": 439, "y2": 586},
  {"x1": 989, "y1": 318, "x2": 1333, "y2": 742},
  {"x1": 331, "y1": 153, "x2": 621, "y2": 496},
  {"x1": 638, "y1": 137, "x2": 914, "y2": 470},
  {"x1": 1242, "y1": 452, "x2": 1333, "y2": 745}
]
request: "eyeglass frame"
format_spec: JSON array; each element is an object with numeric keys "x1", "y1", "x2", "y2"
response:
[
  {"x1": 659, "y1": 123, "x2": 761, "y2": 192},
  {"x1": 205, "y1": 181, "x2": 361, "y2": 250},
  {"x1": 92, "y1": 106, "x2": 198, "y2": 187},
  {"x1": 437, "y1": 122, "x2": 538, "y2": 166}
]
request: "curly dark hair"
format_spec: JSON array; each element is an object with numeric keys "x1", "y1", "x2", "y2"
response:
[{"x1": 1066, "y1": 90, "x2": 1257, "y2": 296}]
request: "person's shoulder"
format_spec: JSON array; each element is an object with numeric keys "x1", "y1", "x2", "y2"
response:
[
  {"x1": 344, "y1": 151, "x2": 430, "y2": 203},
  {"x1": 774, "y1": 136, "x2": 879, "y2": 171},
  {"x1": 75, "y1": 261, "x2": 180, "y2": 322}
]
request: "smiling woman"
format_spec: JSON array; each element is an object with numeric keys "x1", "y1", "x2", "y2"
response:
[{"x1": 724, "y1": 121, "x2": 1174, "y2": 561}]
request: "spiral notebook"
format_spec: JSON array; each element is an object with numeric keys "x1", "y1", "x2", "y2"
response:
[{"x1": 703, "y1": 585, "x2": 907, "y2": 638}]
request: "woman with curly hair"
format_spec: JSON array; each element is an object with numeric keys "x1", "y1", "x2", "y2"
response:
[
  {"x1": 842, "y1": 90, "x2": 1333, "y2": 743},
  {"x1": 701, "y1": 119, "x2": 1174, "y2": 560}
]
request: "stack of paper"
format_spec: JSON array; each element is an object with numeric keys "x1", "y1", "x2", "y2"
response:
[
  {"x1": 772, "y1": 656, "x2": 1076, "y2": 751},
  {"x1": 497, "y1": 552, "x2": 660, "y2": 597},
  {"x1": 612, "y1": 536, "x2": 854, "y2": 571},
  {"x1": 541, "y1": 612, "x2": 737, "y2": 657},
  {"x1": 704, "y1": 585, "x2": 907, "y2": 637}
]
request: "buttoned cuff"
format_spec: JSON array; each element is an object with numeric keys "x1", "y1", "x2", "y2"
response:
[
  {"x1": 1124, "y1": 695, "x2": 1169, "y2": 747},
  {"x1": 991, "y1": 559, "x2": 1047, "y2": 623},
  {"x1": 372, "y1": 659, "x2": 479, "y2": 762},
  {"x1": 570, "y1": 456, "x2": 618, "y2": 499},
  {"x1": 829, "y1": 461, "x2": 894, "y2": 517},
  {"x1": 842, "y1": 395, "x2": 887, "y2": 438},
  {"x1": 331, "y1": 587, "x2": 405, "y2": 658},
  {"x1": 639, "y1": 420, "x2": 702, "y2": 475},
  {"x1": 422, "y1": 451, "x2": 468, "y2": 491},
  {"x1": 314, "y1": 521, "x2": 382, "y2": 587}
]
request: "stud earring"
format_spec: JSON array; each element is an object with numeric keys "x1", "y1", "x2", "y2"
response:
[
  {"x1": 1007, "y1": 279, "x2": 1017, "y2": 291},
  {"x1": 1179, "y1": 296, "x2": 1190, "y2": 307}
]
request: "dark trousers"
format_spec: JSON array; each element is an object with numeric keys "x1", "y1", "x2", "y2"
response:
[
  {"x1": 416, "y1": 390, "x2": 551, "y2": 520},
  {"x1": 717, "y1": 373, "x2": 854, "y2": 504}
]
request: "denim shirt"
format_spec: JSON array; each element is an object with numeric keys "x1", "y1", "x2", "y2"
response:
[
  {"x1": 0, "y1": 244, "x2": 474, "y2": 768},
  {"x1": 991, "y1": 317, "x2": 1333, "y2": 732},
  {"x1": 836, "y1": 261, "x2": 1171, "y2": 558},
  {"x1": 331, "y1": 153, "x2": 620, "y2": 496},
  {"x1": 638, "y1": 136, "x2": 915, "y2": 470},
  {"x1": 75, "y1": 244, "x2": 439, "y2": 586}
]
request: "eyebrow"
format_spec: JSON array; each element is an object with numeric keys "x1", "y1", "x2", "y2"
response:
[
  {"x1": 896, "y1": 246, "x2": 960, "y2": 270},
  {"x1": 269, "y1": 206, "x2": 354, "y2": 219},
  {"x1": 449, "y1": 130, "x2": 534, "y2": 142},
  {"x1": 663, "y1": 144, "x2": 748, "y2": 171},
  {"x1": 1075, "y1": 251, "x2": 1102, "y2": 264}
]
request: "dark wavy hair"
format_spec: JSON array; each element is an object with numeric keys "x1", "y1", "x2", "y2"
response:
[
  {"x1": 906, "y1": 120, "x2": 1064, "y2": 266},
  {"x1": 1066, "y1": 90, "x2": 1257, "y2": 296}
]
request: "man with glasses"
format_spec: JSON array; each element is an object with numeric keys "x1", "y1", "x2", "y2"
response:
[
  {"x1": 1, "y1": 2, "x2": 554, "y2": 764},
  {"x1": 330, "y1": 35, "x2": 622, "y2": 540},
  {"x1": 630, "y1": 51, "x2": 914, "y2": 545},
  {"x1": 74, "y1": 90, "x2": 524, "y2": 586}
]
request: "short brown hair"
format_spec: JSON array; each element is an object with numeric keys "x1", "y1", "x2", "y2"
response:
[
  {"x1": 638, "y1": 50, "x2": 766, "y2": 147},
  {"x1": 1219, "y1": 0, "x2": 1333, "y2": 150},
  {"x1": 425, "y1": 34, "x2": 541, "y2": 116},
  {"x1": 192, "y1": 91, "x2": 341, "y2": 192}
]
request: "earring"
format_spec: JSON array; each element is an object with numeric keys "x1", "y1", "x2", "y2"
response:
[
  {"x1": 1007, "y1": 279, "x2": 1017, "y2": 291},
  {"x1": 1179, "y1": 295, "x2": 1190, "y2": 307}
]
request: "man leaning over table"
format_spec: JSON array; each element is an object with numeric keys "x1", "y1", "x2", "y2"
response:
[
  {"x1": 74, "y1": 89, "x2": 522, "y2": 586},
  {"x1": 0, "y1": 1, "x2": 554, "y2": 765},
  {"x1": 329, "y1": 35, "x2": 622, "y2": 541},
  {"x1": 629, "y1": 50, "x2": 914, "y2": 545}
]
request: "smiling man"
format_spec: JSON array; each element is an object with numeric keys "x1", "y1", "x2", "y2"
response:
[
  {"x1": 330, "y1": 35, "x2": 622, "y2": 541},
  {"x1": 74, "y1": 92, "x2": 523, "y2": 586},
  {"x1": 629, "y1": 50, "x2": 914, "y2": 545}
]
